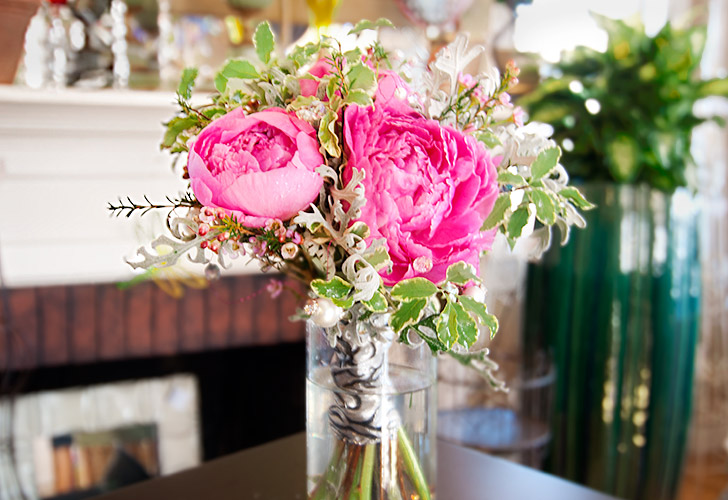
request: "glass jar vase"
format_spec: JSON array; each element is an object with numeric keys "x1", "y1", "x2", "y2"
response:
[{"x1": 306, "y1": 317, "x2": 438, "y2": 499}]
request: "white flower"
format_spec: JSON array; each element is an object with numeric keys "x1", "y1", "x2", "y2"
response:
[{"x1": 281, "y1": 242, "x2": 299, "y2": 260}]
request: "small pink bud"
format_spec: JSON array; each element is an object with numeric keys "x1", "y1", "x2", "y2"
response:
[
  {"x1": 463, "y1": 285, "x2": 487, "y2": 303},
  {"x1": 215, "y1": 208, "x2": 227, "y2": 220},
  {"x1": 200, "y1": 207, "x2": 215, "y2": 224},
  {"x1": 200, "y1": 240, "x2": 208, "y2": 249},
  {"x1": 198, "y1": 223, "x2": 210, "y2": 236},
  {"x1": 209, "y1": 240, "x2": 220, "y2": 252}
]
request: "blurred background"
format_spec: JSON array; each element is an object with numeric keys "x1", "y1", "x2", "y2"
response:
[{"x1": 0, "y1": 0, "x2": 727, "y2": 499}]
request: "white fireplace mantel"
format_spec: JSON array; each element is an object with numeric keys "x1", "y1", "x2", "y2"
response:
[{"x1": 0, "y1": 85, "x2": 256, "y2": 288}]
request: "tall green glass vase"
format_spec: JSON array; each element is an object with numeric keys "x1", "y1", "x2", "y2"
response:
[{"x1": 523, "y1": 183, "x2": 701, "y2": 500}]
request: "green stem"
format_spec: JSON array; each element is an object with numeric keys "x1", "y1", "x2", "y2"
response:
[
  {"x1": 347, "y1": 449, "x2": 364, "y2": 500},
  {"x1": 360, "y1": 443, "x2": 375, "y2": 500},
  {"x1": 397, "y1": 427, "x2": 431, "y2": 500},
  {"x1": 311, "y1": 441, "x2": 346, "y2": 500}
]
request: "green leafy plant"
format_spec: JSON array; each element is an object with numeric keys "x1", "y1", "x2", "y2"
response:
[{"x1": 520, "y1": 14, "x2": 728, "y2": 192}]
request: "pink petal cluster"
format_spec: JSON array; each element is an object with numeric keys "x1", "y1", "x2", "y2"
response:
[
  {"x1": 187, "y1": 108, "x2": 324, "y2": 227},
  {"x1": 300, "y1": 59, "x2": 334, "y2": 98},
  {"x1": 299, "y1": 58, "x2": 412, "y2": 108},
  {"x1": 343, "y1": 104, "x2": 499, "y2": 285}
]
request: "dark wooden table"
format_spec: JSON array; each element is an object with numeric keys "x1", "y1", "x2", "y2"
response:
[{"x1": 99, "y1": 433, "x2": 621, "y2": 500}]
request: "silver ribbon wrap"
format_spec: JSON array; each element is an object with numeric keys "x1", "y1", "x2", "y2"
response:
[{"x1": 328, "y1": 321, "x2": 398, "y2": 445}]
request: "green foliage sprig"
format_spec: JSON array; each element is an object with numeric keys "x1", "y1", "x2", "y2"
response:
[
  {"x1": 310, "y1": 262, "x2": 499, "y2": 352},
  {"x1": 520, "y1": 14, "x2": 728, "y2": 192}
]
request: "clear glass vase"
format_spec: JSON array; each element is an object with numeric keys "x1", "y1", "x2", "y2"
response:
[{"x1": 306, "y1": 317, "x2": 438, "y2": 499}]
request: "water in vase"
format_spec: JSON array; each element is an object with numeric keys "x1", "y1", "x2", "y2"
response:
[{"x1": 306, "y1": 364, "x2": 437, "y2": 499}]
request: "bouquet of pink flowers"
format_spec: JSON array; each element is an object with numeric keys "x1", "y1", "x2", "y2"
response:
[{"x1": 111, "y1": 19, "x2": 591, "y2": 499}]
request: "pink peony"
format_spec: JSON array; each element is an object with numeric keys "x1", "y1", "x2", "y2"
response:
[
  {"x1": 187, "y1": 108, "x2": 324, "y2": 227},
  {"x1": 300, "y1": 59, "x2": 334, "y2": 98},
  {"x1": 343, "y1": 105, "x2": 499, "y2": 285}
]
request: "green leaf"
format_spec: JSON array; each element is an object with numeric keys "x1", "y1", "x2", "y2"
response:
[
  {"x1": 201, "y1": 107, "x2": 226, "y2": 120},
  {"x1": 326, "y1": 77, "x2": 339, "y2": 100},
  {"x1": 253, "y1": 21, "x2": 275, "y2": 64},
  {"x1": 698, "y1": 78, "x2": 728, "y2": 98},
  {"x1": 391, "y1": 298, "x2": 427, "y2": 333},
  {"x1": 318, "y1": 110, "x2": 341, "y2": 157},
  {"x1": 410, "y1": 316, "x2": 450, "y2": 353},
  {"x1": 459, "y1": 296, "x2": 499, "y2": 339},
  {"x1": 348, "y1": 18, "x2": 394, "y2": 36},
  {"x1": 359, "y1": 309, "x2": 373, "y2": 322},
  {"x1": 482, "y1": 313, "x2": 499, "y2": 340},
  {"x1": 436, "y1": 301, "x2": 458, "y2": 349},
  {"x1": 221, "y1": 59, "x2": 259, "y2": 80},
  {"x1": 606, "y1": 134, "x2": 640, "y2": 182},
  {"x1": 347, "y1": 221, "x2": 370, "y2": 240},
  {"x1": 559, "y1": 187, "x2": 595, "y2": 210},
  {"x1": 289, "y1": 41, "x2": 321, "y2": 68},
  {"x1": 530, "y1": 189, "x2": 557, "y2": 225},
  {"x1": 391, "y1": 278, "x2": 438, "y2": 301},
  {"x1": 476, "y1": 132, "x2": 502, "y2": 149},
  {"x1": 344, "y1": 47, "x2": 363, "y2": 64},
  {"x1": 497, "y1": 171, "x2": 528, "y2": 187},
  {"x1": 364, "y1": 246, "x2": 391, "y2": 271},
  {"x1": 530, "y1": 147, "x2": 561, "y2": 180},
  {"x1": 346, "y1": 89, "x2": 374, "y2": 107},
  {"x1": 332, "y1": 296, "x2": 354, "y2": 308},
  {"x1": 347, "y1": 63, "x2": 377, "y2": 93},
  {"x1": 214, "y1": 73, "x2": 228, "y2": 94},
  {"x1": 177, "y1": 68, "x2": 198, "y2": 100},
  {"x1": 288, "y1": 95, "x2": 319, "y2": 111},
  {"x1": 481, "y1": 193, "x2": 510, "y2": 231},
  {"x1": 446, "y1": 262, "x2": 481, "y2": 285},
  {"x1": 311, "y1": 276, "x2": 352, "y2": 300},
  {"x1": 451, "y1": 301, "x2": 478, "y2": 348},
  {"x1": 162, "y1": 116, "x2": 198, "y2": 148},
  {"x1": 528, "y1": 103, "x2": 572, "y2": 125},
  {"x1": 363, "y1": 291, "x2": 388, "y2": 313},
  {"x1": 507, "y1": 206, "x2": 530, "y2": 239},
  {"x1": 414, "y1": 327, "x2": 450, "y2": 354}
]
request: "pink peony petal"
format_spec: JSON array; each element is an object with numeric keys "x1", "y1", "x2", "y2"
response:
[{"x1": 216, "y1": 166, "x2": 322, "y2": 221}]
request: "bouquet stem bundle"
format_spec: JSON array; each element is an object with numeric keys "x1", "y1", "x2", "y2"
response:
[
  {"x1": 310, "y1": 428, "x2": 430, "y2": 500},
  {"x1": 309, "y1": 331, "x2": 432, "y2": 500}
]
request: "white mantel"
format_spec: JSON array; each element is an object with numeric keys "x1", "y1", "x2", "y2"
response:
[{"x1": 0, "y1": 85, "x2": 255, "y2": 288}]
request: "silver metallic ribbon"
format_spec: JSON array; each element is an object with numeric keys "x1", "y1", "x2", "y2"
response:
[{"x1": 328, "y1": 322, "x2": 398, "y2": 445}]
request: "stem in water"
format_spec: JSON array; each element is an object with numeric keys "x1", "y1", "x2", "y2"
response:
[{"x1": 398, "y1": 427, "x2": 431, "y2": 500}]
